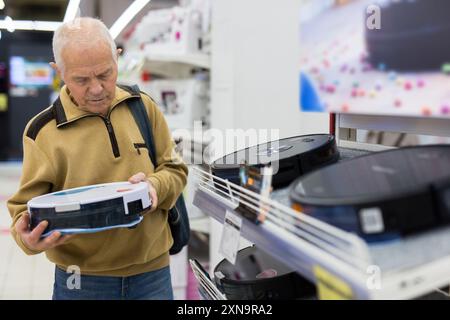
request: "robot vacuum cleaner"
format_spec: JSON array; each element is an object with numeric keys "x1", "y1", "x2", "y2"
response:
[
  {"x1": 365, "y1": 0, "x2": 450, "y2": 71},
  {"x1": 210, "y1": 134, "x2": 339, "y2": 189},
  {"x1": 289, "y1": 145, "x2": 450, "y2": 241},
  {"x1": 28, "y1": 182, "x2": 151, "y2": 237},
  {"x1": 214, "y1": 246, "x2": 316, "y2": 300}
]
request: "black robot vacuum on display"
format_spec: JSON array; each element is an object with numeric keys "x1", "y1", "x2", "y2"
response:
[
  {"x1": 289, "y1": 145, "x2": 450, "y2": 242},
  {"x1": 214, "y1": 246, "x2": 316, "y2": 300},
  {"x1": 365, "y1": 0, "x2": 450, "y2": 71},
  {"x1": 210, "y1": 134, "x2": 339, "y2": 189}
]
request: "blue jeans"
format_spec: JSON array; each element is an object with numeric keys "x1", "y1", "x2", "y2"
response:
[{"x1": 52, "y1": 265, "x2": 174, "y2": 300}]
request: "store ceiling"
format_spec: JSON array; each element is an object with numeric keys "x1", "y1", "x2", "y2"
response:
[
  {"x1": 1, "y1": 0, "x2": 179, "y2": 23},
  {"x1": 2, "y1": 0, "x2": 69, "y2": 21}
]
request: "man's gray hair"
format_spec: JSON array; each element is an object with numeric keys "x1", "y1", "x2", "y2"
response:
[{"x1": 52, "y1": 17, "x2": 117, "y2": 74}]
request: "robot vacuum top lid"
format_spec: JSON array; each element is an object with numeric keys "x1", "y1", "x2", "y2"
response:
[
  {"x1": 291, "y1": 145, "x2": 450, "y2": 206},
  {"x1": 28, "y1": 181, "x2": 150, "y2": 209},
  {"x1": 211, "y1": 134, "x2": 335, "y2": 169}
]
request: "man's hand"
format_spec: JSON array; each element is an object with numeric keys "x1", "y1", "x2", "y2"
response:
[
  {"x1": 128, "y1": 172, "x2": 158, "y2": 212},
  {"x1": 15, "y1": 214, "x2": 73, "y2": 252}
]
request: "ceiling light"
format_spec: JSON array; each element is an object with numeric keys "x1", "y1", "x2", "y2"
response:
[
  {"x1": 0, "y1": 18, "x2": 61, "y2": 32},
  {"x1": 110, "y1": 0, "x2": 151, "y2": 40},
  {"x1": 64, "y1": 0, "x2": 81, "y2": 22},
  {"x1": 4, "y1": 16, "x2": 14, "y2": 32},
  {"x1": 34, "y1": 21, "x2": 62, "y2": 31}
]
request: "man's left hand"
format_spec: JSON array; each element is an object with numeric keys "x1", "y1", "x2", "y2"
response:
[{"x1": 128, "y1": 172, "x2": 158, "y2": 212}]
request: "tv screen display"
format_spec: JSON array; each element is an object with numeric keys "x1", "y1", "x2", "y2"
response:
[
  {"x1": 9, "y1": 56, "x2": 54, "y2": 88},
  {"x1": 299, "y1": 0, "x2": 450, "y2": 119}
]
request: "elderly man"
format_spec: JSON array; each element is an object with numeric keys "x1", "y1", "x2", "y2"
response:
[{"x1": 7, "y1": 17, "x2": 188, "y2": 300}]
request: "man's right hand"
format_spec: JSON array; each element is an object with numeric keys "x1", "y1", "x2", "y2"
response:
[{"x1": 15, "y1": 214, "x2": 73, "y2": 252}]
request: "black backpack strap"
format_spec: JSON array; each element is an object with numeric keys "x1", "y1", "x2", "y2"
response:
[
  {"x1": 126, "y1": 84, "x2": 158, "y2": 167},
  {"x1": 124, "y1": 86, "x2": 190, "y2": 254}
]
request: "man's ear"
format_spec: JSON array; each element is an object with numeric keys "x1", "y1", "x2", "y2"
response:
[
  {"x1": 116, "y1": 48, "x2": 123, "y2": 59},
  {"x1": 49, "y1": 62, "x2": 62, "y2": 78}
]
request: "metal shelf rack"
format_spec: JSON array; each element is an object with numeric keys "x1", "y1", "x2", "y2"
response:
[{"x1": 192, "y1": 158, "x2": 450, "y2": 300}]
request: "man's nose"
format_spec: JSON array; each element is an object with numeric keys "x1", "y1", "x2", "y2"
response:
[{"x1": 89, "y1": 79, "x2": 103, "y2": 95}]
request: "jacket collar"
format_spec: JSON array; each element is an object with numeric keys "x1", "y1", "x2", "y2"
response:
[{"x1": 53, "y1": 85, "x2": 140, "y2": 127}]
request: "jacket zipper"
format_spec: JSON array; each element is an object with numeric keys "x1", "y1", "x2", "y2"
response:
[
  {"x1": 133, "y1": 143, "x2": 147, "y2": 155},
  {"x1": 57, "y1": 95, "x2": 141, "y2": 159},
  {"x1": 103, "y1": 117, "x2": 120, "y2": 158},
  {"x1": 100, "y1": 96, "x2": 142, "y2": 159},
  {"x1": 56, "y1": 95, "x2": 141, "y2": 128}
]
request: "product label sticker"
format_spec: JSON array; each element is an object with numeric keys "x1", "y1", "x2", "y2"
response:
[
  {"x1": 313, "y1": 265, "x2": 354, "y2": 300},
  {"x1": 359, "y1": 207, "x2": 384, "y2": 234},
  {"x1": 219, "y1": 210, "x2": 243, "y2": 265}
]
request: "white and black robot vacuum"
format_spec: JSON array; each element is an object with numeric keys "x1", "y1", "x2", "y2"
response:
[
  {"x1": 289, "y1": 145, "x2": 450, "y2": 242},
  {"x1": 210, "y1": 134, "x2": 339, "y2": 189},
  {"x1": 28, "y1": 182, "x2": 151, "y2": 237}
]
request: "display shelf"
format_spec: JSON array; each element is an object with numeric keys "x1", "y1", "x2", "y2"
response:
[
  {"x1": 118, "y1": 50, "x2": 210, "y2": 79},
  {"x1": 189, "y1": 259, "x2": 226, "y2": 300},
  {"x1": 142, "y1": 51, "x2": 210, "y2": 78},
  {"x1": 192, "y1": 148, "x2": 450, "y2": 300},
  {"x1": 145, "y1": 51, "x2": 210, "y2": 68},
  {"x1": 189, "y1": 216, "x2": 210, "y2": 234}
]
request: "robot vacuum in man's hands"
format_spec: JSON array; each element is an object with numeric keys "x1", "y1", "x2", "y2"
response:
[{"x1": 27, "y1": 182, "x2": 152, "y2": 237}]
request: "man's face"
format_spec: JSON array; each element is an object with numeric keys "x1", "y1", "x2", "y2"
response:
[{"x1": 58, "y1": 43, "x2": 118, "y2": 116}]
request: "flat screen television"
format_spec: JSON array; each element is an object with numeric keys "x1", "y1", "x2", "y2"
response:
[
  {"x1": 9, "y1": 56, "x2": 54, "y2": 88},
  {"x1": 299, "y1": 0, "x2": 450, "y2": 119}
]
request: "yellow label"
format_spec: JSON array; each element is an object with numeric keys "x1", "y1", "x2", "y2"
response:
[
  {"x1": 291, "y1": 203, "x2": 303, "y2": 213},
  {"x1": 0, "y1": 94, "x2": 7, "y2": 112},
  {"x1": 313, "y1": 265, "x2": 354, "y2": 300}
]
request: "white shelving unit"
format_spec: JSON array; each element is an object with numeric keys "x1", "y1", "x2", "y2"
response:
[
  {"x1": 145, "y1": 51, "x2": 211, "y2": 68},
  {"x1": 119, "y1": 51, "x2": 210, "y2": 79},
  {"x1": 140, "y1": 51, "x2": 210, "y2": 78}
]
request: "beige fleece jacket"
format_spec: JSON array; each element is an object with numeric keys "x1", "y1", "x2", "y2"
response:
[{"x1": 7, "y1": 85, "x2": 188, "y2": 276}]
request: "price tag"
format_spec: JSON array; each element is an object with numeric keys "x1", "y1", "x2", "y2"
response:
[
  {"x1": 219, "y1": 210, "x2": 243, "y2": 265},
  {"x1": 313, "y1": 265, "x2": 354, "y2": 300}
]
